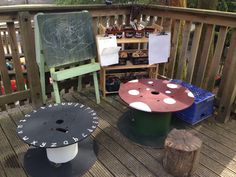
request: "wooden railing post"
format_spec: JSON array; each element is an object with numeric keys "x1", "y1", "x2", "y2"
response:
[
  {"x1": 18, "y1": 11, "x2": 42, "y2": 108},
  {"x1": 216, "y1": 30, "x2": 236, "y2": 122}
]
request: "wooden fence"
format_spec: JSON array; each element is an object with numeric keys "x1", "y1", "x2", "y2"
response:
[{"x1": 0, "y1": 4, "x2": 235, "y2": 122}]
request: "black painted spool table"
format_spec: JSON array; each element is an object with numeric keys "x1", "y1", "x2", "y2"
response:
[
  {"x1": 17, "y1": 102, "x2": 99, "y2": 177},
  {"x1": 118, "y1": 79, "x2": 194, "y2": 147}
]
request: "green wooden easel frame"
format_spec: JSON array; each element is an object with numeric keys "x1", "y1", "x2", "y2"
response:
[{"x1": 34, "y1": 11, "x2": 100, "y2": 104}]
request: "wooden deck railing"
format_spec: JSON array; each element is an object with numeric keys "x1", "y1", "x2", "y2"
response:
[{"x1": 0, "y1": 4, "x2": 235, "y2": 122}]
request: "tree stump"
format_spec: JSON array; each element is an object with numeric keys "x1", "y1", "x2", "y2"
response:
[{"x1": 163, "y1": 129, "x2": 202, "y2": 177}]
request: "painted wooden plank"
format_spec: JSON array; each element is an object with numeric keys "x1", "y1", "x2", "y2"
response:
[
  {"x1": 7, "y1": 22, "x2": 25, "y2": 91},
  {"x1": 0, "y1": 120, "x2": 28, "y2": 177},
  {"x1": 92, "y1": 128, "x2": 155, "y2": 177},
  {"x1": 214, "y1": 119, "x2": 236, "y2": 135},
  {"x1": 2, "y1": 31, "x2": 10, "y2": 55},
  {"x1": 186, "y1": 22, "x2": 203, "y2": 83},
  {"x1": 99, "y1": 16, "x2": 107, "y2": 27},
  {"x1": 159, "y1": 18, "x2": 172, "y2": 76},
  {"x1": 0, "y1": 90, "x2": 30, "y2": 105},
  {"x1": 199, "y1": 154, "x2": 236, "y2": 177},
  {"x1": 109, "y1": 16, "x2": 115, "y2": 26},
  {"x1": 156, "y1": 16, "x2": 163, "y2": 26},
  {"x1": 0, "y1": 112, "x2": 29, "y2": 166},
  {"x1": 51, "y1": 63, "x2": 100, "y2": 81},
  {"x1": 0, "y1": 33, "x2": 12, "y2": 94},
  {"x1": 216, "y1": 30, "x2": 236, "y2": 122},
  {"x1": 92, "y1": 17, "x2": 98, "y2": 36},
  {"x1": 142, "y1": 8, "x2": 236, "y2": 28},
  {"x1": 0, "y1": 161, "x2": 7, "y2": 177},
  {"x1": 194, "y1": 24, "x2": 215, "y2": 87},
  {"x1": 191, "y1": 124, "x2": 236, "y2": 152},
  {"x1": 89, "y1": 161, "x2": 114, "y2": 177},
  {"x1": 202, "y1": 122, "x2": 236, "y2": 143},
  {"x1": 148, "y1": 16, "x2": 154, "y2": 26},
  {"x1": 117, "y1": 15, "x2": 123, "y2": 27},
  {"x1": 194, "y1": 164, "x2": 220, "y2": 177},
  {"x1": 188, "y1": 128, "x2": 236, "y2": 162},
  {"x1": 167, "y1": 19, "x2": 181, "y2": 78},
  {"x1": 18, "y1": 12, "x2": 42, "y2": 108},
  {"x1": 95, "y1": 142, "x2": 135, "y2": 177},
  {"x1": 82, "y1": 172, "x2": 94, "y2": 177},
  {"x1": 176, "y1": 21, "x2": 191, "y2": 79},
  {"x1": 201, "y1": 145, "x2": 236, "y2": 174},
  {"x1": 206, "y1": 26, "x2": 227, "y2": 90}
]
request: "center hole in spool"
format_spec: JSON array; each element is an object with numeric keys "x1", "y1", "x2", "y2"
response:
[
  {"x1": 151, "y1": 91, "x2": 160, "y2": 95},
  {"x1": 56, "y1": 128, "x2": 68, "y2": 133},
  {"x1": 56, "y1": 119, "x2": 64, "y2": 124}
]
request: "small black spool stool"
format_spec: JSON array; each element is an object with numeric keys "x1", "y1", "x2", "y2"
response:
[{"x1": 17, "y1": 102, "x2": 99, "y2": 177}]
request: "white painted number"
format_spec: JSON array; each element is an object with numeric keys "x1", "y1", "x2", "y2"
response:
[
  {"x1": 40, "y1": 142, "x2": 46, "y2": 147},
  {"x1": 50, "y1": 143, "x2": 57, "y2": 147},
  {"x1": 23, "y1": 136, "x2": 29, "y2": 141}
]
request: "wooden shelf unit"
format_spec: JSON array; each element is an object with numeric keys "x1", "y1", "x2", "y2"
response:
[{"x1": 98, "y1": 36, "x2": 158, "y2": 97}]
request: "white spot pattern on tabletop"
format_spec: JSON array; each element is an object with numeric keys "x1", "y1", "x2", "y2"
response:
[
  {"x1": 165, "y1": 90, "x2": 171, "y2": 94},
  {"x1": 163, "y1": 98, "x2": 176, "y2": 104},
  {"x1": 167, "y1": 84, "x2": 178, "y2": 89},
  {"x1": 146, "y1": 88, "x2": 150, "y2": 91},
  {"x1": 148, "y1": 81, "x2": 153, "y2": 84},
  {"x1": 188, "y1": 92, "x2": 194, "y2": 98},
  {"x1": 128, "y1": 90, "x2": 140, "y2": 95},
  {"x1": 129, "y1": 79, "x2": 138, "y2": 83},
  {"x1": 129, "y1": 102, "x2": 152, "y2": 112}
]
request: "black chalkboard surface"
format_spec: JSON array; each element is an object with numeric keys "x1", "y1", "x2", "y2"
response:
[{"x1": 36, "y1": 11, "x2": 96, "y2": 68}]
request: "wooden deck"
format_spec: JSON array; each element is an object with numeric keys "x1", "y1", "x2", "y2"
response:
[{"x1": 0, "y1": 89, "x2": 236, "y2": 177}]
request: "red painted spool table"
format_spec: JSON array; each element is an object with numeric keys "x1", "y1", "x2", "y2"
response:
[{"x1": 118, "y1": 79, "x2": 194, "y2": 147}]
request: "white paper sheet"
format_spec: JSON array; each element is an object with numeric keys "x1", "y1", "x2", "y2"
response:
[
  {"x1": 148, "y1": 32, "x2": 171, "y2": 64},
  {"x1": 96, "y1": 36, "x2": 121, "y2": 66}
]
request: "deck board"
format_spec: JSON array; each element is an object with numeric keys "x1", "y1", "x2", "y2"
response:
[{"x1": 0, "y1": 90, "x2": 236, "y2": 177}]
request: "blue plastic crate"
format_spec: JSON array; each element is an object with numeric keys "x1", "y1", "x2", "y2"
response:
[{"x1": 171, "y1": 79, "x2": 215, "y2": 125}]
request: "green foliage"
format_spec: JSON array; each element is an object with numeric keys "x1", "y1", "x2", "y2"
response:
[
  {"x1": 187, "y1": 0, "x2": 236, "y2": 12},
  {"x1": 187, "y1": 0, "x2": 198, "y2": 8}
]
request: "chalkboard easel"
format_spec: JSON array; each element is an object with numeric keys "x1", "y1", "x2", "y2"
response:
[{"x1": 34, "y1": 11, "x2": 100, "y2": 104}]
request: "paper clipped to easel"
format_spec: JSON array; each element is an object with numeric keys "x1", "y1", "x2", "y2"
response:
[
  {"x1": 148, "y1": 32, "x2": 171, "y2": 64},
  {"x1": 97, "y1": 35, "x2": 121, "y2": 66}
]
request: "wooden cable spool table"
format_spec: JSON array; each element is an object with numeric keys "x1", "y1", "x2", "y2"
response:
[
  {"x1": 17, "y1": 102, "x2": 99, "y2": 177},
  {"x1": 118, "y1": 79, "x2": 194, "y2": 147}
]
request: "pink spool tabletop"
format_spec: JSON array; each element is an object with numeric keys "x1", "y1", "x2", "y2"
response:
[{"x1": 119, "y1": 79, "x2": 194, "y2": 113}]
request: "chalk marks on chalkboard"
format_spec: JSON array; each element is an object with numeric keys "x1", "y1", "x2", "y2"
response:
[{"x1": 37, "y1": 11, "x2": 96, "y2": 68}]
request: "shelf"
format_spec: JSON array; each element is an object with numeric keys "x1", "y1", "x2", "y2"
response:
[
  {"x1": 96, "y1": 34, "x2": 157, "y2": 97},
  {"x1": 117, "y1": 37, "x2": 148, "y2": 44},
  {"x1": 103, "y1": 61, "x2": 157, "y2": 70}
]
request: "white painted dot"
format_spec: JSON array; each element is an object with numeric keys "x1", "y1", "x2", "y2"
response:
[
  {"x1": 148, "y1": 81, "x2": 154, "y2": 84},
  {"x1": 146, "y1": 88, "x2": 150, "y2": 91},
  {"x1": 165, "y1": 90, "x2": 171, "y2": 94},
  {"x1": 163, "y1": 98, "x2": 176, "y2": 104},
  {"x1": 129, "y1": 102, "x2": 151, "y2": 112},
  {"x1": 167, "y1": 83, "x2": 178, "y2": 89},
  {"x1": 129, "y1": 79, "x2": 139, "y2": 83},
  {"x1": 128, "y1": 90, "x2": 140, "y2": 95},
  {"x1": 188, "y1": 92, "x2": 194, "y2": 98}
]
